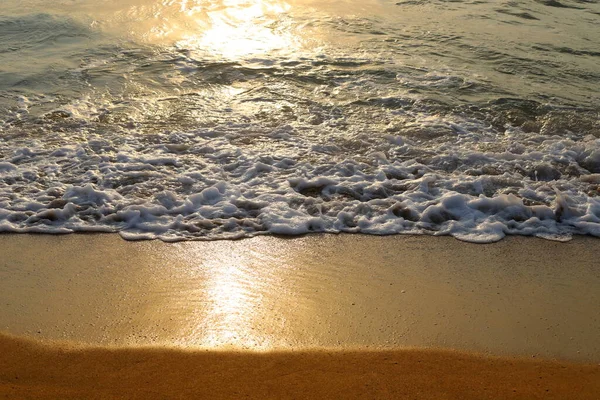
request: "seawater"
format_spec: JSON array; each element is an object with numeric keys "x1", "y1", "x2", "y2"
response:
[{"x1": 1, "y1": 0, "x2": 599, "y2": 242}]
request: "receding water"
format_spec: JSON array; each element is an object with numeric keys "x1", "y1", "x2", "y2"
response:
[{"x1": 1, "y1": 0, "x2": 599, "y2": 241}]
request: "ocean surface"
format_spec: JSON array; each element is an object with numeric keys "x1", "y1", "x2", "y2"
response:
[{"x1": 1, "y1": 0, "x2": 599, "y2": 242}]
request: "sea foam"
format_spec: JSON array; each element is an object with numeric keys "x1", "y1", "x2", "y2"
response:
[{"x1": 1, "y1": 113, "x2": 599, "y2": 242}]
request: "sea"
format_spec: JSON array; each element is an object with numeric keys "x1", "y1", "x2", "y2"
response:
[{"x1": 1, "y1": 0, "x2": 599, "y2": 242}]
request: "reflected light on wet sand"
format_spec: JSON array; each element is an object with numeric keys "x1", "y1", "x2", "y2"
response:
[
  {"x1": 200, "y1": 259, "x2": 268, "y2": 348},
  {"x1": 1, "y1": 234, "x2": 599, "y2": 361},
  {"x1": 175, "y1": 241, "x2": 290, "y2": 349}
]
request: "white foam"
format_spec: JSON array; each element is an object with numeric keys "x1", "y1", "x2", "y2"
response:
[{"x1": 1, "y1": 59, "x2": 600, "y2": 243}]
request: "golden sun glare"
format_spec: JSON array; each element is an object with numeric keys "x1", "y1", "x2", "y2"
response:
[{"x1": 177, "y1": 0, "x2": 295, "y2": 58}]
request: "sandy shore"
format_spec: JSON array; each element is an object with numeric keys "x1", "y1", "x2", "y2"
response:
[
  {"x1": 1, "y1": 333, "x2": 599, "y2": 400},
  {"x1": 1, "y1": 233, "x2": 599, "y2": 398},
  {"x1": 1, "y1": 233, "x2": 599, "y2": 360}
]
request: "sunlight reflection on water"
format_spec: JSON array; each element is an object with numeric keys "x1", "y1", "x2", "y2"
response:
[
  {"x1": 90, "y1": 0, "x2": 307, "y2": 58},
  {"x1": 177, "y1": 0, "x2": 296, "y2": 58}
]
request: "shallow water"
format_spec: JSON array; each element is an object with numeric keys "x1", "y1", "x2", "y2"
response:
[{"x1": 1, "y1": 0, "x2": 599, "y2": 242}]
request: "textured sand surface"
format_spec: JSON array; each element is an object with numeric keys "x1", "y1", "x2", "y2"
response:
[{"x1": 1, "y1": 333, "x2": 599, "y2": 400}]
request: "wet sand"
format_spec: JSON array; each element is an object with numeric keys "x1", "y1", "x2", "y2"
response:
[
  {"x1": 1, "y1": 233, "x2": 599, "y2": 359},
  {"x1": 0, "y1": 233, "x2": 599, "y2": 398}
]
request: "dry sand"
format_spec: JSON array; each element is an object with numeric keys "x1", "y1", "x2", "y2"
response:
[
  {"x1": 1, "y1": 333, "x2": 599, "y2": 400},
  {"x1": 0, "y1": 233, "x2": 599, "y2": 398}
]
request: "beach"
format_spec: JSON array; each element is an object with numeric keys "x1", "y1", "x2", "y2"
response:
[
  {"x1": 2, "y1": 0, "x2": 600, "y2": 397},
  {"x1": 2, "y1": 333, "x2": 599, "y2": 400},
  {"x1": 1, "y1": 234, "x2": 599, "y2": 398}
]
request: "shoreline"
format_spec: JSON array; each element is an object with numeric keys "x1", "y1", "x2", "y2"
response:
[
  {"x1": 1, "y1": 233, "x2": 600, "y2": 398},
  {"x1": 1, "y1": 333, "x2": 599, "y2": 400},
  {"x1": 1, "y1": 233, "x2": 599, "y2": 361}
]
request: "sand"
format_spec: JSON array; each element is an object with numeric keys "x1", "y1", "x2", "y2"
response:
[
  {"x1": 0, "y1": 233, "x2": 599, "y2": 398},
  {"x1": 1, "y1": 233, "x2": 599, "y2": 359},
  {"x1": 1, "y1": 333, "x2": 599, "y2": 400}
]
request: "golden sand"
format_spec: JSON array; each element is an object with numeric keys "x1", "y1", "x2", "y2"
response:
[
  {"x1": 1, "y1": 333, "x2": 599, "y2": 400},
  {"x1": 1, "y1": 233, "x2": 599, "y2": 398},
  {"x1": 1, "y1": 234, "x2": 599, "y2": 360}
]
